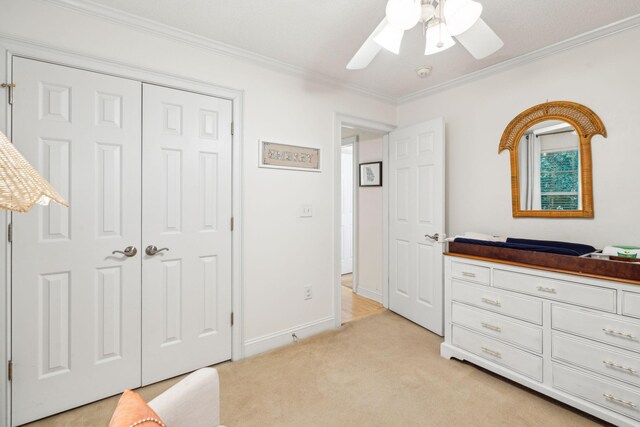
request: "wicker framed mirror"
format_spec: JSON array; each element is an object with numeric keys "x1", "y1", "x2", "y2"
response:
[{"x1": 499, "y1": 101, "x2": 606, "y2": 218}]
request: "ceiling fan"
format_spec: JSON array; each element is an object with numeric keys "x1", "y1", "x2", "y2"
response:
[{"x1": 347, "y1": 0, "x2": 504, "y2": 70}]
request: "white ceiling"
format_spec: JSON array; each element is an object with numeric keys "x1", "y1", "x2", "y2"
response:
[{"x1": 84, "y1": 0, "x2": 640, "y2": 100}]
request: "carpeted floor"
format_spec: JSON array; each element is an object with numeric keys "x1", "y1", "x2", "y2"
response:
[
  {"x1": 217, "y1": 311, "x2": 606, "y2": 427},
  {"x1": 26, "y1": 311, "x2": 607, "y2": 426}
]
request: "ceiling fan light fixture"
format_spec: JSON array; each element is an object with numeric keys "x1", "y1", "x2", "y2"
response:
[
  {"x1": 385, "y1": 0, "x2": 422, "y2": 30},
  {"x1": 373, "y1": 23, "x2": 404, "y2": 54},
  {"x1": 443, "y1": 0, "x2": 482, "y2": 36},
  {"x1": 346, "y1": 0, "x2": 501, "y2": 69},
  {"x1": 424, "y1": 22, "x2": 456, "y2": 55}
]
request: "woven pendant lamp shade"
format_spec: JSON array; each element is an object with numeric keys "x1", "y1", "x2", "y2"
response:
[{"x1": 0, "y1": 131, "x2": 68, "y2": 212}]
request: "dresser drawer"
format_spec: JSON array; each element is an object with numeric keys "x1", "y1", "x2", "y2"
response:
[
  {"x1": 452, "y1": 303, "x2": 542, "y2": 353},
  {"x1": 553, "y1": 363, "x2": 640, "y2": 421},
  {"x1": 552, "y1": 332, "x2": 640, "y2": 388},
  {"x1": 494, "y1": 269, "x2": 616, "y2": 312},
  {"x1": 622, "y1": 291, "x2": 640, "y2": 319},
  {"x1": 552, "y1": 305, "x2": 640, "y2": 353},
  {"x1": 451, "y1": 280, "x2": 542, "y2": 325},
  {"x1": 451, "y1": 261, "x2": 490, "y2": 286},
  {"x1": 451, "y1": 325, "x2": 542, "y2": 381}
]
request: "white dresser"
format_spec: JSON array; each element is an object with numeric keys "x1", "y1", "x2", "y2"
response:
[{"x1": 442, "y1": 254, "x2": 640, "y2": 427}]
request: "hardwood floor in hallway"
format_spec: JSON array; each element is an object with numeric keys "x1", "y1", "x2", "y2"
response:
[
  {"x1": 341, "y1": 273, "x2": 353, "y2": 289},
  {"x1": 341, "y1": 274, "x2": 385, "y2": 323}
]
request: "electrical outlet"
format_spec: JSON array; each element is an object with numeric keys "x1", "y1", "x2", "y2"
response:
[
  {"x1": 303, "y1": 284, "x2": 313, "y2": 300},
  {"x1": 299, "y1": 204, "x2": 313, "y2": 218}
]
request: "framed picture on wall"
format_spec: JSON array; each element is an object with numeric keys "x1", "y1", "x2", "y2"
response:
[
  {"x1": 359, "y1": 161, "x2": 382, "y2": 187},
  {"x1": 259, "y1": 140, "x2": 321, "y2": 172}
]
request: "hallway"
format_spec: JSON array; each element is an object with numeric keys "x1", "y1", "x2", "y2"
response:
[{"x1": 341, "y1": 274, "x2": 385, "y2": 323}]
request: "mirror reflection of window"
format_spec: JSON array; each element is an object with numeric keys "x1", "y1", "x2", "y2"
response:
[
  {"x1": 518, "y1": 121, "x2": 580, "y2": 211},
  {"x1": 540, "y1": 150, "x2": 579, "y2": 210}
]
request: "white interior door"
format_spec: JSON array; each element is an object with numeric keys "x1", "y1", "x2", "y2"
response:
[
  {"x1": 11, "y1": 58, "x2": 142, "y2": 425},
  {"x1": 141, "y1": 84, "x2": 233, "y2": 385},
  {"x1": 388, "y1": 118, "x2": 445, "y2": 334},
  {"x1": 341, "y1": 144, "x2": 354, "y2": 275}
]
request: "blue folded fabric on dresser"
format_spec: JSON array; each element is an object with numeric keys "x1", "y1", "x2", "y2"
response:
[
  {"x1": 453, "y1": 237, "x2": 595, "y2": 256},
  {"x1": 505, "y1": 238, "x2": 595, "y2": 256}
]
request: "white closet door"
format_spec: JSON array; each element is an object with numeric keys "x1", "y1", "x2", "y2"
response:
[
  {"x1": 388, "y1": 118, "x2": 445, "y2": 335},
  {"x1": 11, "y1": 58, "x2": 142, "y2": 425},
  {"x1": 141, "y1": 84, "x2": 233, "y2": 385}
]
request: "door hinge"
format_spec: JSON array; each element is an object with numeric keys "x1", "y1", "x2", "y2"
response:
[
  {"x1": 7, "y1": 223, "x2": 12, "y2": 243},
  {"x1": 230, "y1": 217, "x2": 234, "y2": 231},
  {"x1": 230, "y1": 312, "x2": 234, "y2": 326},
  {"x1": 1, "y1": 83, "x2": 15, "y2": 105},
  {"x1": 8, "y1": 360, "x2": 13, "y2": 382},
  {"x1": 231, "y1": 122, "x2": 234, "y2": 136}
]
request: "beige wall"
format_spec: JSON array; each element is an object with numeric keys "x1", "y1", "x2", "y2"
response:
[
  {"x1": 397, "y1": 26, "x2": 640, "y2": 249},
  {"x1": 358, "y1": 135, "x2": 384, "y2": 299}
]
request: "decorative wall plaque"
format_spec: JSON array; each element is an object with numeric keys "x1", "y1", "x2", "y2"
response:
[{"x1": 259, "y1": 140, "x2": 321, "y2": 172}]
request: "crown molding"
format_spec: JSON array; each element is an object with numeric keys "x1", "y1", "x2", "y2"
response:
[
  {"x1": 38, "y1": 0, "x2": 397, "y2": 104},
  {"x1": 0, "y1": 32, "x2": 249, "y2": 99},
  {"x1": 397, "y1": 13, "x2": 640, "y2": 105},
  {"x1": 35, "y1": 1, "x2": 640, "y2": 106}
]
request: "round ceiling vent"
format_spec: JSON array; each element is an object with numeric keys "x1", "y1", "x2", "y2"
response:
[{"x1": 416, "y1": 65, "x2": 432, "y2": 78}]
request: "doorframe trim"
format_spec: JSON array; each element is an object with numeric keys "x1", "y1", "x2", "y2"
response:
[
  {"x1": 340, "y1": 136, "x2": 357, "y2": 293},
  {"x1": 0, "y1": 36, "x2": 246, "y2": 426},
  {"x1": 0, "y1": 42, "x2": 9, "y2": 427},
  {"x1": 333, "y1": 114, "x2": 395, "y2": 328}
]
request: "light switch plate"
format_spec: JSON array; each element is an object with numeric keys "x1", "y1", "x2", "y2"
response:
[{"x1": 300, "y1": 204, "x2": 313, "y2": 217}]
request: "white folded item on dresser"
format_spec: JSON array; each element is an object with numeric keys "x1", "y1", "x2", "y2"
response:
[
  {"x1": 602, "y1": 245, "x2": 640, "y2": 258},
  {"x1": 445, "y1": 231, "x2": 508, "y2": 243}
]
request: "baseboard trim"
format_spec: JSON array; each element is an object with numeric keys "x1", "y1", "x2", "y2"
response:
[
  {"x1": 356, "y1": 287, "x2": 383, "y2": 303},
  {"x1": 243, "y1": 316, "x2": 335, "y2": 358}
]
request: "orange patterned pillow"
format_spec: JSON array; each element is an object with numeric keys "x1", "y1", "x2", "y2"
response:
[{"x1": 109, "y1": 390, "x2": 166, "y2": 427}]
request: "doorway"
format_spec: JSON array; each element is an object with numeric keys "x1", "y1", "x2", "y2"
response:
[
  {"x1": 334, "y1": 114, "x2": 446, "y2": 334},
  {"x1": 340, "y1": 127, "x2": 387, "y2": 324}
]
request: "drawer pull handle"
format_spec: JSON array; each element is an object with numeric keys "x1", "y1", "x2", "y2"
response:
[
  {"x1": 481, "y1": 346, "x2": 502, "y2": 358},
  {"x1": 481, "y1": 297, "x2": 501, "y2": 307},
  {"x1": 536, "y1": 286, "x2": 556, "y2": 294},
  {"x1": 602, "y1": 360, "x2": 638, "y2": 374},
  {"x1": 461, "y1": 272, "x2": 476, "y2": 278},
  {"x1": 602, "y1": 328, "x2": 637, "y2": 340},
  {"x1": 603, "y1": 393, "x2": 637, "y2": 408},
  {"x1": 481, "y1": 322, "x2": 502, "y2": 332}
]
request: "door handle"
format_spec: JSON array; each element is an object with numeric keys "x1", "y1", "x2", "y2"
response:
[
  {"x1": 425, "y1": 233, "x2": 440, "y2": 241},
  {"x1": 145, "y1": 245, "x2": 169, "y2": 256},
  {"x1": 112, "y1": 246, "x2": 138, "y2": 257}
]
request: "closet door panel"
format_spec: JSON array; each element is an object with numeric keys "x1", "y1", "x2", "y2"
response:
[
  {"x1": 11, "y1": 57, "x2": 142, "y2": 425},
  {"x1": 141, "y1": 84, "x2": 232, "y2": 385}
]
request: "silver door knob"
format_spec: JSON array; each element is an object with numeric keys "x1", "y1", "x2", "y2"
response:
[
  {"x1": 425, "y1": 233, "x2": 440, "y2": 241},
  {"x1": 145, "y1": 245, "x2": 169, "y2": 256},
  {"x1": 112, "y1": 246, "x2": 137, "y2": 257}
]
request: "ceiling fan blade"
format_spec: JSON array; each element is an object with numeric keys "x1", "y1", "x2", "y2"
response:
[
  {"x1": 454, "y1": 18, "x2": 504, "y2": 59},
  {"x1": 346, "y1": 19, "x2": 387, "y2": 70}
]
